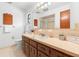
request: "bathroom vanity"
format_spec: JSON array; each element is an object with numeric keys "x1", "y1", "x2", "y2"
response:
[{"x1": 22, "y1": 33, "x2": 79, "y2": 57}]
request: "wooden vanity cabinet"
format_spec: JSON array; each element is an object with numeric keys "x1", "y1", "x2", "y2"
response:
[{"x1": 22, "y1": 35, "x2": 72, "y2": 57}]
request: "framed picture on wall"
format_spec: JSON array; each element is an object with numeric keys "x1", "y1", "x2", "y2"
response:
[
  {"x1": 3, "y1": 13, "x2": 13, "y2": 25},
  {"x1": 60, "y1": 9, "x2": 70, "y2": 29},
  {"x1": 34, "y1": 19, "x2": 38, "y2": 26}
]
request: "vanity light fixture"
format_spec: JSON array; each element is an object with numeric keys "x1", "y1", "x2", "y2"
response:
[{"x1": 35, "y1": 2, "x2": 52, "y2": 12}]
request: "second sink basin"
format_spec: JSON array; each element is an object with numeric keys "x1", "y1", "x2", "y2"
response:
[{"x1": 67, "y1": 36, "x2": 79, "y2": 44}]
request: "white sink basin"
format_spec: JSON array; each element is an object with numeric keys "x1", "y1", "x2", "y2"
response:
[{"x1": 33, "y1": 35, "x2": 49, "y2": 40}]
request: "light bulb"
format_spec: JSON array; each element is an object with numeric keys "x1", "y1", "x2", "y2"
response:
[
  {"x1": 41, "y1": 5, "x2": 44, "y2": 9},
  {"x1": 44, "y1": 3, "x2": 48, "y2": 8}
]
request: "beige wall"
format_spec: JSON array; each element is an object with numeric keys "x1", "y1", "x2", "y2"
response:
[{"x1": 34, "y1": 29, "x2": 79, "y2": 38}]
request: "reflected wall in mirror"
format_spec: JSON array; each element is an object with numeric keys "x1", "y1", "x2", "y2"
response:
[{"x1": 40, "y1": 14, "x2": 55, "y2": 29}]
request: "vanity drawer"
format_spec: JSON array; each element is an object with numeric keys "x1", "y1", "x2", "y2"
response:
[
  {"x1": 38, "y1": 43, "x2": 50, "y2": 55},
  {"x1": 30, "y1": 40, "x2": 37, "y2": 48}
]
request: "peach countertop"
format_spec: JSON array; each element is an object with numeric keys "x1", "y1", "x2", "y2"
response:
[{"x1": 23, "y1": 32, "x2": 79, "y2": 57}]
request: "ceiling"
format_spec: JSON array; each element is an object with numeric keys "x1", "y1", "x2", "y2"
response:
[
  {"x1": 7, "y1": 2, "x2": 71, "y2": 13},
  {"x1": 8, "y1": 2, "x2": 38, "y2": 13}
]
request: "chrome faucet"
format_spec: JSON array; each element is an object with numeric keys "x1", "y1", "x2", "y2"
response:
[{"x1": 59, "y1": 34, "x2": 66, "y2": 41}]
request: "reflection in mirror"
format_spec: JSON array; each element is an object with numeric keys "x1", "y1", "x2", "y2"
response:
[{"x1": 39, "y1": 14, "x2": 55, "y2": 29}]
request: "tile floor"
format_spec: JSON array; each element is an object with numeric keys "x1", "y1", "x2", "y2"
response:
[{"x1": 0, "y1": 45, "x2": 25, "y2": 57}]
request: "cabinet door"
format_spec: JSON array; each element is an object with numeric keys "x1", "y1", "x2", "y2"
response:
[
  {"x1": 38, "y1": 43, "x2": 50, "y2": 55},
  {"x1": 50, "y1": 48, "x2": 72, "y2": 57},
  {"x1": 38, "y1": 51, "x2": 48, "y2": 57},
  {"x1": 25, "y1": 43, "x2": 30, "y2": 57},
  {"x1": 30, "y1": 46, "x2": 37, "y2": 57},
  {"x1": 30, "y1": 40, "x2": 37, "y2": 48},
  {"x1": 60, "y1": 10, "x2": 70, "y2": 29}
]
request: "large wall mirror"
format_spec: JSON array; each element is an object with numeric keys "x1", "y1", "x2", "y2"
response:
[{"x1": 39, "y1": 9, "x2": 70, "y2": 30}]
